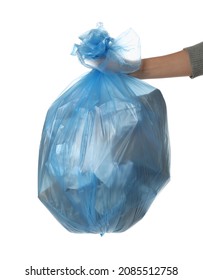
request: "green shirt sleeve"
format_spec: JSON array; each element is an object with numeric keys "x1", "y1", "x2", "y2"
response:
[{"x1": 184, "y1": 42, "x2": 203, "y2": 78}]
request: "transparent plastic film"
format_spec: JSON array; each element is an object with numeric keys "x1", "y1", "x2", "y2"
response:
[
  {"x1": 71, "y1": 23, "x2": 141, "y2": 73},
  {"x1": 38, "y1": 24, "x2": 170, "y2": 234}
]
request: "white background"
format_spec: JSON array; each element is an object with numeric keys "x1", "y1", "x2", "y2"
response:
[{"x1": 0, "y1": 0, "x2": 202, "y2": 279}]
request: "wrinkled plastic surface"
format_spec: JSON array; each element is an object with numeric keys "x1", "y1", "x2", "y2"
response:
[
  {"x1": 38, "y1": 24, "x2": 170, "y2": 234},
  {"x1": 71, "y1": 22, "x2": 141, "y2": 73}
]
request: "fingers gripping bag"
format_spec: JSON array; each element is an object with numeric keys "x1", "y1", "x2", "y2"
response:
[{"x1": 38, "y1": 23, "x2": 170, "y2": 234}]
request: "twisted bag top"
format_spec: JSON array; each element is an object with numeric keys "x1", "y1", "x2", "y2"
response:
[{"x1": 38, "y1": 24, "x2": 170, "y2": 235}]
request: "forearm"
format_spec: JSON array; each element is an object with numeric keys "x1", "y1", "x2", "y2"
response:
[{"x1": 130, "y1": 50, "x2": 192, "y2": 79}]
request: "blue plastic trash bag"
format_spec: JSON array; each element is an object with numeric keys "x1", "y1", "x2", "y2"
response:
[{"x1": 38, "y1": 23, "x2": 170, "y2": 234}]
